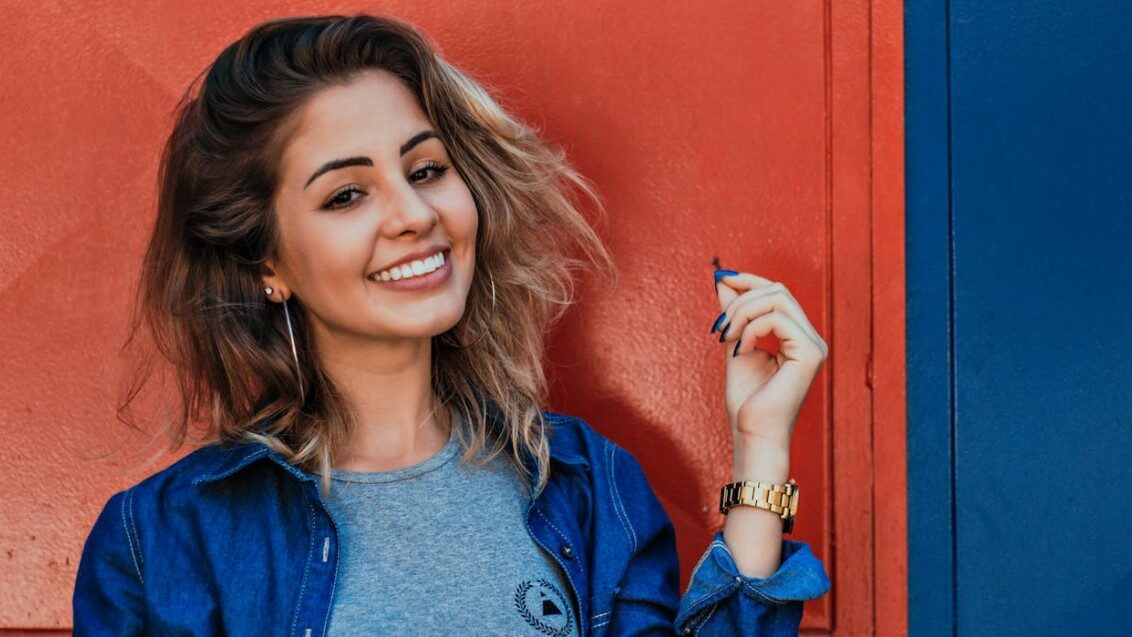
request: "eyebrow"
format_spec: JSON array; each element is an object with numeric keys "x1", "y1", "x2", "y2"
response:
[{"x1": 303, "y1": 130, "x2": 439, "y2": 189}]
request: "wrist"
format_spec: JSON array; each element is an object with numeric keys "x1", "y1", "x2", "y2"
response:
[{"x1": 732, "y1": 439, "x2": 791, "y2": 483}]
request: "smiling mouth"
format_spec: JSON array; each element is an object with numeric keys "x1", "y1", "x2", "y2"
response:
[
  {"x1": 367, "y1": 248, "x2": 452, "y2": 291},
  {"x1": 368, "y1": 248, "x2": 449, "y2": 282}
]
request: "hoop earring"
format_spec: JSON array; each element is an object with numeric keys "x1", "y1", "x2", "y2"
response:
[
  {"x1": 442, "y1": 269, "x2": 496, "y2": 349},
  {"x1": 282, "y1": 296, "x2": 305, "y2": 403}
]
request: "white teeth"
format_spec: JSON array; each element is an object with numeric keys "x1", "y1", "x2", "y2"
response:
[{"x1": 373, "y1": 250, "x2": 445, "y2": 282}]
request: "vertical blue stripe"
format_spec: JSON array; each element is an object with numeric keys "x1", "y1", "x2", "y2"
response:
[{"x1": 905, "y1": 0, "x2": 957, "y2": 634}]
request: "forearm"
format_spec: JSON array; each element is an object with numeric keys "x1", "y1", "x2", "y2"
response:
[{"x1": 721, "y1": 436, "x2": 792, "y2": 579}]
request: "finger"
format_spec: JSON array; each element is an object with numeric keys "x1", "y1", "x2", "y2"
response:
[
  {"x1": 715, "y1": 270, "x2": 776, "y2": 294},
  {"x1": 714, "y1": 272, "x2": 743, "y2": 313},
  {"x1": 714, "y1": 271, "x2": 776, "y2": 323},
  {"x1": 715, "y1": 282, "x2": 812, "y2": 346},
  {"x1": 730, "y1": 308, "x2": 826, "y2": 368},
  {"x1": 714, "y1": 283, "x2": 781, "y2": 340},
  {"x1": 768, "y1": 284, "x2": 826, "y2": 351},
  {"x1": 719, "y1": 284, "x2": 825, "y2": 353}
]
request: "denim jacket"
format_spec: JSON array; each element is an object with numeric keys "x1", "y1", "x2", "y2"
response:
[{"x1": 74, "y1": 410, "x2": 831, "y2": 636}]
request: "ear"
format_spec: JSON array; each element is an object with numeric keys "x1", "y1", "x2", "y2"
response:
[{"x1": 261, "y1": 255, "x2": 286, "y2": 302}]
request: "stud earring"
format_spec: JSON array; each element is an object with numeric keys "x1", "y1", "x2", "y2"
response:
[{"x1": 265, "y1": 286, "x2": 274, "y2": 296}]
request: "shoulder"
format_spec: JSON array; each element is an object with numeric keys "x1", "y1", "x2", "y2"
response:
[
  {"x1": 541, "y1": 408, "x2": 604, "y2": 446},
  {"x1": 540, "y1": 409, "x2": 655, "y2": 485},
  {"x1": 77, "y1": 442, "x2": 240, "y2": 578},
  {"x1": 541, "y1": 409, "x2": 622, "y2": 469},
  {"x1": 131, "y1": 441, "x2": 240, "y2": 496},
  {"x1": 90, "y1": 441, "x2": 248, "y2": 529}
]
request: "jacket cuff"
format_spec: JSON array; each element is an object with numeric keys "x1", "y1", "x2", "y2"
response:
[{"x1": 674, "y1": 530, "x2": 831, "y2": 634}]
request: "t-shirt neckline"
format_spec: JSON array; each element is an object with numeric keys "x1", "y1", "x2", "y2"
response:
[{"x1": 326, "y1": 415, "x2": 461, "y2": 484}]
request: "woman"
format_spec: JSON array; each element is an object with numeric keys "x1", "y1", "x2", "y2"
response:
[{"x1": 73, "y1": 13, "x2": 831, "y2": 636}]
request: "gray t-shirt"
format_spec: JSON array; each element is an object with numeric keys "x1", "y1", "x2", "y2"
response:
[{"x1": 320, "y1": 420, "x2": 581, "y2": 636}]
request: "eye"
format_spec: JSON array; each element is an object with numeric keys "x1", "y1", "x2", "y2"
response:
[
  {"x1": 410, "y1": 161, "x2": 450, "y2": 184},
  {"x1": 321, "y1": 186, "x2": 364, "y2": 211}
]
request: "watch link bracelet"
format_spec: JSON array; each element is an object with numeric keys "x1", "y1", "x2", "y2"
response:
[{"x1": 719, "y1": 478, "x2": 799, "y2": 534}]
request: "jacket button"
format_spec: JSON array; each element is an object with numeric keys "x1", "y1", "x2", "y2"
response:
[{"x1": 559, "y1": 544, "x2": 575, "y2": 559}]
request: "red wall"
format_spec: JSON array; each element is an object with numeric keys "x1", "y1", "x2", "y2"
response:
[{"x1": 0, "y1": 1, "x2": 905, "y2": 634}]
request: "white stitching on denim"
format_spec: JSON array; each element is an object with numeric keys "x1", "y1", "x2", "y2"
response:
[
  {"x1": 319, "y1": 509, "x2": 341, "y2": 637},
  {"x1": 125, "y1": 488, "x2": 144, "y2": 570},
  {"x1": 536, "y1": 507, "x2": 584, "y2": 583},
  {"x1": 533, "y1": 508, "x2": 584, "y2": 635},
  {"x1": 681, "y1": 540, "x2": 740, "y2": 610},
  {"x1": 289, "y1": 503, "x2": 317, "y2": 637},
  {"x1": 194, "y1": 446, "x2": 238, "y2": 483},
  {"x1": 591, "y1": 587, "x2": 614, "y2": 630},
  {"x1": 680, "y1": 599, "x2": 720, "y2": 635},
  {"x1": 606, "y1": 442, "x2": 637, "y2": 553},
  {"x1": 737, "y1": 578, "x2": 790, "y2": 604},
  {"x1": 689, "y1": 545, "x2": 714, "y2": 577},
  {"x1": 683, "y1": 541, "x2": 727, "y2": 595},
  {"x1": 693, "y1": 601, "x2": 720, "y2": 632},
  {"x1": 197, "y1": 447, "x2": 273, "y2": 485},
  {"x1": 682, "y1": 580, "x2": 734, "y2": 617},
  {"x1": 120, "y1": 488, "x2": 144, "y2": 584},
  {"x1": 679, "y1": 549, "x2": 706, "y2": 597},
  {"x1": 717, "y1": 540, "x2": 795, "y2": 603}
]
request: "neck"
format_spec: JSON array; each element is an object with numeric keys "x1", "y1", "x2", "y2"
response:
[{"x1": 312, "y1": 327, "x2": 451, "y2": 472}]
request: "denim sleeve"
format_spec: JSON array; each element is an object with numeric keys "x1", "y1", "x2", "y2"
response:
[
  {"x1": 607, "y1": 444, "x2": 831, "y2": 636},
  {"x1": 674, "y1": 530, "x2": 832, "y2": 636},
  {"x1": 72, "y1": 489, "x2": 147, "y2": 635}
]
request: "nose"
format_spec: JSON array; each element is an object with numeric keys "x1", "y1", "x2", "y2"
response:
[{"x1": 385, "y1": 180, "x2": 439, "y2": 236}]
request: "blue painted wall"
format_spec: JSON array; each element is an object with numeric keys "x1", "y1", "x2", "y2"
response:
[{"x1": 906, "y1": 2, "x2": 1132, "y2": 635}]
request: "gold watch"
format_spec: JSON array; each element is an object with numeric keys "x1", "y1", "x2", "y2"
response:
[{"x1": 719, "y1": 478, "x2": 799, "y2": 534}]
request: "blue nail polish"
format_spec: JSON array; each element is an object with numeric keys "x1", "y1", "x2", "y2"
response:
[
  {"x1": 711, "y1": 311, "x2": 727, "y2": 333},
  {"x1": 714, "y1": 269, "x2": 739, "y2": 284},
  {"x1": 733, "y1": 339, "x2": 742, "y2": 357},
  {"x1": 719, "y1": 322, "x2": 731, "y2": 342}
]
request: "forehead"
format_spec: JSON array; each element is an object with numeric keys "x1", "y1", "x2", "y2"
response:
[{"x1": 281, "y1": 70, "x2": 432, "y2": 170}]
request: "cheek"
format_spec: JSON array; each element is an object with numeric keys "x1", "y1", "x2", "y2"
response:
[
  {"x1": 458, "y1": 201, "x2": 479, "y2": 239},
  {"x1": 293, "y1": 222, "x2": 372, "y2": 282},
  {"x1": 447, "y1": 181, "x2": 479, "y2": 239}
]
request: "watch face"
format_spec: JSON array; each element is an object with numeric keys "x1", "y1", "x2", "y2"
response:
[{"x1": 789, "y1": 485, "x2": 799, "y2": 516}]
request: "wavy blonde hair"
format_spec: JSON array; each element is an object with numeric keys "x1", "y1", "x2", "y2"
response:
[{"x1": 118, "y1": 13, "x2": 617, "y2": 499}]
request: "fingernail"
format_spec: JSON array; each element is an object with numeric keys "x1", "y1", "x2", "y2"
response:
[
  {"x1": 732, "y1": 339, "x2": 742, "y2": 357},
  {"x1": 719, "y1": 322, "x2": 731, "y2": 342},
  {"x1": 711, "y1": 311, "x2": 727, "y2": 333},
  {"x1": 714, "y1": 269, "x2": 739, "y2": 284}
]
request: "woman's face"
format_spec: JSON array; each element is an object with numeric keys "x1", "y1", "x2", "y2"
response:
[{"x1": 265, "y1": 69, "x2": 478, "y2": 347}]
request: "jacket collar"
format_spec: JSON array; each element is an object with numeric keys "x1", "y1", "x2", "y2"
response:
[{"x1": 191, "y1": 411, "x2": 590, "y2": 489}]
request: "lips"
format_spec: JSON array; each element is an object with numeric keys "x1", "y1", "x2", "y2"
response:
[
  {"x1": 369, "y1": 246, "x2": 449, "y2": 278},
  {"x1": 368, "y1": 248, "x2": 452, "y2": 291}
]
